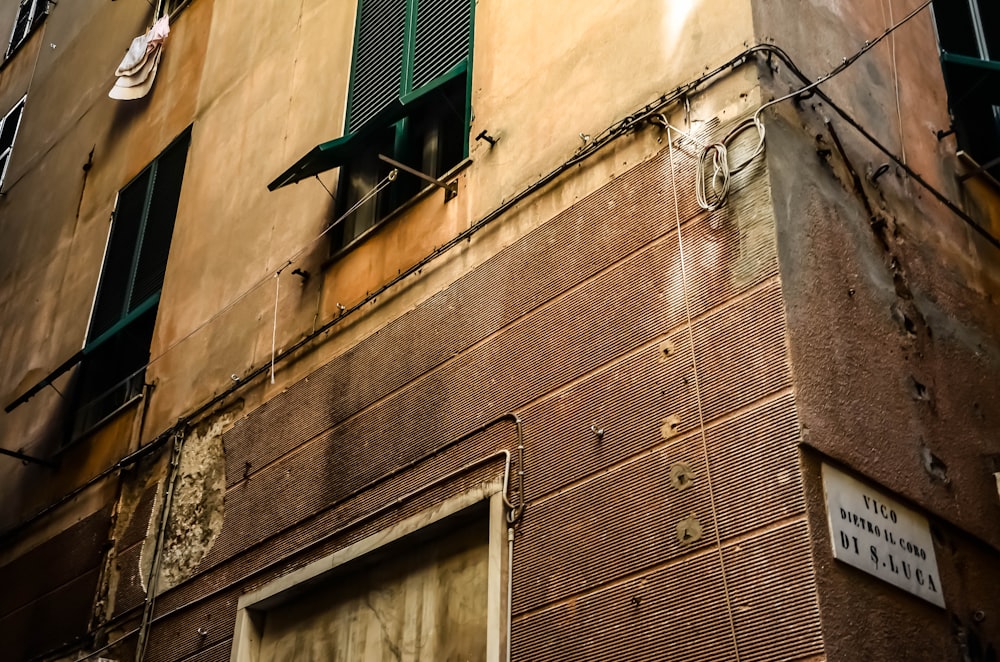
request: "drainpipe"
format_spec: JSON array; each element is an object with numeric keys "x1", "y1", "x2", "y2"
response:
[
  {"x1": 134, "y1": 430, "x2": 184, "y2": 662},
  {"x1": 506, "y1": 525, "x2": 514, "y2": 662}
]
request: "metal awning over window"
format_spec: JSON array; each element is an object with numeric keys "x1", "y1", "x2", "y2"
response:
[{"x1": 267, "y1": 59, "x2": 468, "y2": 191}]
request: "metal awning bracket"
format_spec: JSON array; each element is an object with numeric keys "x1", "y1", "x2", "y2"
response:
[
  {"x1": 0, "y1": 446, "x2": 55, "y2": 467},
  {"x1": 377, "y1": 154, "x2": 458, "y2": 201}
]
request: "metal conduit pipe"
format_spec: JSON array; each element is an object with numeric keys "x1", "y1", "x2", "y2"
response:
[
  {"x1": 134, "y1": 432, "x2": 185, "y2": 662},
  {"x1": 507, "y1": 525, "x2": 515, "y2": 662}
]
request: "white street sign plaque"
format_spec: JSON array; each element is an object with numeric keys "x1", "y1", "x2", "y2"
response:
[{"x1": 822, "y1": 463, "x2": 945, "y2": 608}]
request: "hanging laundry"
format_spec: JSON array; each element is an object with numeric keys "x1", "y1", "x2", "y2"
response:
[
  {"x1": 146, "y1": 16, "x2": 170, "y2": 50},
  {"x1": 109, "y1": 16, "x2": 170, "y2": 100},
  {"x1": 109, "y1": 49, "x2": 162, "y2": 100},
  {"x1": 115, "y1": 33, "x2": 150, "y2": 77}
]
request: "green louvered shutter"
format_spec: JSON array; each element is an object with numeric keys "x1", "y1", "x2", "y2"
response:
[
  {"x1": 412, "y1": 0, "x2": 472, "y2": 89},
  {"x1": 128, "y1": 132, "x2": 190, "y2": 310},
  {"x1": 89, "y1": 131, "x2": 190, "y2": 339},
  {"x1": 347, "y1": 0, "x2": 407, "y2": 133},
  {"x1": 89, "y1": 169, "x2": 149, "y2": 338}
]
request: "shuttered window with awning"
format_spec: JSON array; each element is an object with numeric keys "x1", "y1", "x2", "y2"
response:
[{"x1": 269, "y1": 0, "x2": 474, "y2": 252}]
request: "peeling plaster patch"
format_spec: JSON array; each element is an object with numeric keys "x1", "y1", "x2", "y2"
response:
[
  {"x1": 138, "y1": 479, "x2": 165, "y2": 593},
  {"x1": 156, "y1": 404, "x2": 242, "y2": 592},
  {"x1": 661, "y1": 415, "x2": 682, "y2": 439},
  {"x1": 676, "y1": 514, "x2": 703, "y2": 545},
  {"x1": 95, "y1": 452, "x2": 168, "y2": 626}
]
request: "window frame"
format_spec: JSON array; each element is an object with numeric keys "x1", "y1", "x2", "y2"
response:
[
  {"x1": 931, "y1": 0, "x2": 1000, "y2": 176},
  {"x1": 72, "y1": 129, "x2": 191, "y2": 442},
  {"x1": 5, "y1": 0, "x2": 47, "y2": 60},
  {"x1": 330, "y1": 0, "x2": 475, "y2": 250},
  {"x1": 155, "y1": 0, "x2": 191, "y2": 20},
  {"x1": 0, "y1": 94, "x2": 26, "y2": 189},
  {"x1": 231, "y1": 484, "x2": 510, "y2": 662}
]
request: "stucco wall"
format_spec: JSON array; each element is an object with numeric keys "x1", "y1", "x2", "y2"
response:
[{"x1": 753, "y1": 0, "x2": 1000, "y2": 659}]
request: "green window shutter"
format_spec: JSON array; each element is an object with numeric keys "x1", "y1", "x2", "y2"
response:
[
  {"x1": 129, "y1": 132, "x2": 190, "y2": 310},
  {"x1": 348, "y1": 0, "x2": 408, "y2": 133},
  {"x1": 89, "y1": 130, "x2": 190, "y2": 339},
  {"x1": 412, "y1": 0, "x2": 472, "y2": 90},
  {"x1": 90, "y1": 168, "x2": 150, "y2": 338}
]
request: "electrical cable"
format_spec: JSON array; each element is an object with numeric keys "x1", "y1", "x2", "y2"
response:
[
  {"x1": 690, "y1": 0, "x2": 933, "y2": 210},
  {"x1": 12, "y1": 31, "x2": 998, "y2": 549},
  {"x1": 754, "y1": 42, "x2": 1000, "y2": 252},
  {"x1": 11, "y1": 23, "x2": 999, "y2": 545}
]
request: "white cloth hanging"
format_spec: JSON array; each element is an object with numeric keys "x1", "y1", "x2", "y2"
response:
[{"x1": 109, "y1": 16, "x2": 170, "y2": 100}]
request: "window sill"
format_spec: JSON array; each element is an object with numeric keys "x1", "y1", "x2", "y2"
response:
[{"x1": 323, "y1": 157, "x2": 472, "y2": 267}]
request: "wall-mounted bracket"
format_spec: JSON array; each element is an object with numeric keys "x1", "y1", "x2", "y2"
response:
[
  {"x1": 378, "y1": 154, "x2": 458, "y2": 201},
  {"x1": 0, "y1": 446, "x2": 55, "y2": 467}
]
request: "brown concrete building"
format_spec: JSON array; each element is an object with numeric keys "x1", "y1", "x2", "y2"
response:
[{"x1": 0, "y1": 0, "x2": 998, "y2": 660}]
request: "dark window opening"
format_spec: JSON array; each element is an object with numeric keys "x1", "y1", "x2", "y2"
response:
[
  {"x1": 933, "y1": 0, "x2": 1000, "y2": 177},
  {"x1": 0, "y1": 95, "x2": 25, "y2": 188},
  {"x1": 71, "y1": 308, "x2": 156, "y2": 441},
  {"x1": 333, "y1": 74, "x2": 467, "y2": 252},
  {"x1": 71, "y1": 130, "x2": 191, "y2": 442}
]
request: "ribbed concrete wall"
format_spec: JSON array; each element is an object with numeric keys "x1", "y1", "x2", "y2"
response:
[{"x1": 102, "y1": 122, "x2": 822, "y2": 661}]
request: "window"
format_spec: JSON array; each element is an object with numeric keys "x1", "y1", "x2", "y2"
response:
[
  {"x1": 6, "y1": 0, "x2": 47, "y2": 59},
  {"x1": 932, "y1": 0, "x2": 1000, "y2": 176},
  {"x1": 266, "y1": 0, "x2": 474, "y2": 249},
  {"x1": 0, "y1": 95, "x2": 25, "y2": 188},
  {"x1": 231, "y1": 488, "x2": 509, "y2": 662},
  {"x1": 72, "y1": 130, "x2": 190, "y2": 440},
  {"x1": 333, "y1": 0, "x2": 473, "y2": 250}
]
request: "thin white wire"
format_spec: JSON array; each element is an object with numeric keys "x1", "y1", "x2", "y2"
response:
[
  {"x1": 694, "y1": 116, "x2": 765, "y2": 211},
  {"x1": 667, "y1": 126, "x2": 743, "y2": 660},
  {"x1": 145, "y1": 170, "x2": 396, "y2": 370},
  {"x1": 270, "y1": 272, "x2": 279, "y2": 384}
]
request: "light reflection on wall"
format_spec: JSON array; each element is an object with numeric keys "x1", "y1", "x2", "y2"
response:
[{"x1": 661, "y1": 0, "x2": 699, "y2": 63}]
